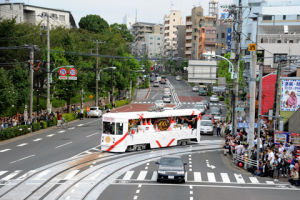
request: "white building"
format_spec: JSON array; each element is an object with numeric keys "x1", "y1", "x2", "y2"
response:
[
  {"x1": 163, "y1": 10, "x2": 183, "y2": 57},
  {"x1": 145, "y1": 33, "x2": 163, "y2": 58},
  {"x1": 0, "y1": 2, "x2": 76, "y2": 29}
]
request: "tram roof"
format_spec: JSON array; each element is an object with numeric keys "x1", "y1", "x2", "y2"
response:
[{"x1": 103, "y1": 109, "x2": 201, "y2": 121}]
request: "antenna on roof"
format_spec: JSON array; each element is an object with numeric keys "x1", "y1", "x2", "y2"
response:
[
  {"x1": 170, "y1": 1, "x2": 174, "y2": 11},
  {"x1": 135, "y1": 9, "x2": 137, "y2": 23}
]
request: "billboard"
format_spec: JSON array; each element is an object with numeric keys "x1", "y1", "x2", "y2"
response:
[{"x1": 280, "y1": 79, "x2": 300, "y2": 111}]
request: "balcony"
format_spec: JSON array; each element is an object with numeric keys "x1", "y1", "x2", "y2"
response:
[
  {"x1": 186, "y1": 21, "x2": 192, "y2": 26},
  {"x1": 185, "y1": 50, "x2": 192, "y2": 55},
  {"x1": 185, "y1": 43, "x2": 192, "y2": 47},
  {"x1": 186, "y1": 36, "x2": 192, "y2": 40},
  {"x1": 186, "y1": 28, "x2": 192, "y2": 33}
]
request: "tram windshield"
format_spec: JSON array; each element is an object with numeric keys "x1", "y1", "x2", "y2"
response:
[{"x1": 103, "y1": 122, "x2": 115, "y2": 135}]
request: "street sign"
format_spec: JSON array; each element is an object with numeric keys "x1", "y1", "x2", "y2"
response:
[
  {"x1": 59, "y1": 76, "x2": 67, "y2": 80},
  {"x1": 59, "y1": 68, "x2": 67, "y2": 76},
  {"x1": 236, "y1": 107, "x2": 244, "y2": 111},
  {"x1": 69, "y1": 68, "x2": 77, "y2": 76},
  {"x1": 248, "y1": 43, "x2": 256, "y2": 51},
  {"x1": 68, "y1": 76, "x2": 77, "y2": 80}
]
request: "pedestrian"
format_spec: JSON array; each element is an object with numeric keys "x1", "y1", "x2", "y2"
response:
[
  {"x1": 57, "y1": 111, "x2": 62, "y2": 127},
  {"x1": 289, "y1": 167, "x2": 299, "y2": 186},
  {"x1": 273, "y1": 155, "x2": 280, "y2": 182},
  {"x1": 216, "y1": 121, "x2": 221, "y2": 136},
  {"x1": 80, "y1": 108, "x2": 84, "y2": 120}
]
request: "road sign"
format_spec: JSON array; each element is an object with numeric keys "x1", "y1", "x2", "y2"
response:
[
  {"x1": 248, "y1": 43, "x2": 256, "y2": 51},
  {"x1": 68, "y1": 76, "x2": 77, "y2": 80},
  {"x1": 69, "y1": 68, "x2": 77, "y2": 76},
  {"x1": 236, "y1": 107, "x2": 244, "y2": 111},
  {"x1": 59, "y1": 68, "x2": 67, "y2": 76},
  {"x1": 59, "y1": 76, "x2": 67, "y2": 80}
]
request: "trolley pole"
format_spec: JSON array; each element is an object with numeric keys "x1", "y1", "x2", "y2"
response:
[
  {"x1": 46, "y1": 13, "x2": 51, "y2": 113},
  {"x1": 95, "y1": 40, "x2": 99, "y2": 107}
]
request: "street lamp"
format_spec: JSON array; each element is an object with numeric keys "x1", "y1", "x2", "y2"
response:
[
  {"x1": 202, "y1": 52, "x2": 235, "y2": 79},
  {"x1": 96, "y1": 66, "x2": 116, "y2": 107}
]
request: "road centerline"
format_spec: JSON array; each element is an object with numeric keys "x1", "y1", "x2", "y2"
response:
[
  {"x1": 10, "y1": 154, "x2": 35, "y2": 164},
  {"x1": 55, "y1": 142, "x2": 72, "y2": 149}
]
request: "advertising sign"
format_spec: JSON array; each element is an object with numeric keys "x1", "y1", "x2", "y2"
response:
[{"x1": 280, "y1": 79, "x2": 300, "y2": 111}]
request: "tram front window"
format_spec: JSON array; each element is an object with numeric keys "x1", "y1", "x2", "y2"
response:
[{"x1": 103, "y1": 122, "x2": 115, "y2": 135}]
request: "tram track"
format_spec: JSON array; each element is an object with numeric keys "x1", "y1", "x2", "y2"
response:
[{"x1": 0, "y1": 142, "x2": 223, "y2": 200}]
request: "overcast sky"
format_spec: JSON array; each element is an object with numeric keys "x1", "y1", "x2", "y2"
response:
[{"x1": 6, "y1": 0, "x2": 233, "y2": 25}]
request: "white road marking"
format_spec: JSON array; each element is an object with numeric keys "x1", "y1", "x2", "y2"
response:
[
  {"x1": 146, "y1": 163, "x2": 149, "y2": 166},
  {"x1": 189, "y1": 158, "x2": 191, "y2": 161},
  {"x1": 145, "y1": 167, "x2": 148, "y2": 170},
  {"x1": 63, "y1": 170, "x2": 80, "y2": 180},
  {"x1": 123, "y1": 171, "x2": 134, "y2": 180},
  {"x1": 234, "y1": 174, "x2": 245, "y2": 184},
  {"x1": 185, "y1": 172, "x2": 188, "y2": 181},
  {"x1": 189, "y1": 165, "x2": 192, "y2": 168},
  {"x1": 190, "y1": 191, "x2": 193, "y2": 194},
  {"x1": 266, "y1": 181, "x2": 275, "y2": 184},
  {"x1": 207, "y1": 172, "x2": 216, "y2": 182},
  {"x1": 134, "y1": 102, "x2": 137, "y2": 104},
  {"x1": 86, "y1": 132, "x2": 100, "y2": 138},
  {"x1": 10, "y1": 155, "x2": 35, "y2": 164},
  {"x1": 47, "y1": 134, "x2": 55, "y2": 137},
  {"x1": 89, "y1": 171, "x2": 103, "y2": 180},
  {"x1": 189, "y1": 161, "x2": 192, "y2": 164},
  {"x1": 190, "y1": 197, "x2": 194, "y2": 200},
  {"x1": 68, "y1": 127, "x2": 75, "y2": 130},
  {"x1": 33, "y1": 170, "x2": 50, "y2": 180},
  {"x1": 17, "y1": 143, "x2": 28, "y2": 147},
  {"x1": 0, "y1": 171, "x2": 8, "y2": 177},
  {"x1": 249, "y1": 177, "x2": 259, "y2": 184},
  {"x1": 133, "y1": 195, "x2": 138, "y2": 200},
  {"x1": 77, "y1": 124, "x2": 84, "y2": 127},
  {"x1": 189, "y1": 155, "x2": 191, "y2": 157},
  {"x1": 66, "y1": 196, "x2": 70, "y2": 200},
  {"x1": 1, "y1": 170, "x2": 22, "y2": 181},
  {"x1": 136, "y1": 189, "x2": 140, "y2": 194},
  {"x1": 0, "y1": 149, "x2": 11, "y2": 153},
  {"x1": 33, "y1": 138, "x2": 42, "y2": 142},
  {"x1": 220, "y1": 173, "x2": 230, "y2": 183},
  {"x1": 138, "y1": 184, "x2": 142, "y2": 188},
  {"x1": 17, "y1": 170, "x2": 36, "y2": 180},
  {"x1": 190, "y1": 185, "x2": 193, "y2": 189},
  {"x1": 55, "y1": 142, "x2": 72, "y2": 149},
  {"x1": 137, "y1": 171, "x2": 147, "y2": 180},
  {"x1": 58, "y1": 130, "x2": 65, "y2": 133},
  {"x1": 189, "y1": 168, "x2": 192, "y2": 172},
  {"x1": 151, "y1": 171, "x2": 157, "y2": 181},
  {"x1": 194, "y1": 172, "x2": 202, "y2": 182}
]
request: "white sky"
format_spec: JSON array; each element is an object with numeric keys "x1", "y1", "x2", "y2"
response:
[{"x1": 6, "y1": 0, "x2": 233, "y2": 25}]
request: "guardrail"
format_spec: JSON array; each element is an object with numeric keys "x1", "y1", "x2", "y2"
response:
[
  {"x1": 166, "y1": 79, "x2": 182, "y2": 109},
  {"x1": 232, "y1": 152, "x2": 257, "y2": 169}
]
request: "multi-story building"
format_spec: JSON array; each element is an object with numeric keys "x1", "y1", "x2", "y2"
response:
[
  {"x1": 163, "y1": 10, "x2": 183, "y2": 57},
  {"x1": 131, "y1": 22, "x2": 163, "y2": 57},
  {"x1": 0, "y1": 2, "x2": 76, "y2": 29},
  {"x1": 145, "y1": 33, "x2": 163, "y2": 58},
  {"x1": 216, "y1": 19, "x2": 232, "y2": 56},
  {"x1": 185, "y1": 6, "x2": 217, "y2": 60},
  {"x1": 175, "y1": 25, "x2": 186, "y2": 58}
]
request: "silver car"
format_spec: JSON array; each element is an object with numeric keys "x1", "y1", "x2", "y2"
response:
[
  {"x1": 154, "y1": 100, "x2": 165, "y2": 109},
  {"x1": 192, "y1": 86, "x2": 199, "y2": 92},
  {"x1": 87, "y1": 107, "x2": 102, "y2": 118},
  {"x1": 210, "y1": 95, "x2": 219, "y2": 102},
  {"x1": 163, "y1": 95, "x2": 171, "y2": 103},
  {"x1": 193, "y1": 104, "x2": 206, "y2": 114},
  {"x1": 200, "y1": 120, "x2": 214, "y2": 135}
]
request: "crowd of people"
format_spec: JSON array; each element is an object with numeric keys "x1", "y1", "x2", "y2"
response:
[{"x1": 224, "y1": 122, "x2": 299, "y2": 186}]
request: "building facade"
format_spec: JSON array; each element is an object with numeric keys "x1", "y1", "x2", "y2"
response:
[
  {"x1": 145, "y1": 33, "x2": 163, "y2": 58},
  {"x1": 0, "y1": 2, "x2": 76, "y2": 29},
  {"x1": 216, "y1": 19, "x2": 232, "y2": 56},
  {"x1": 175, "y1": 25, "x2": 186, "y2": 58},
  {"x1": 131, "y1": 22, "x2": 163, "y2": 57},
  {"x1": 163, "y1": 10, "x2": 183, "y2": 57}
]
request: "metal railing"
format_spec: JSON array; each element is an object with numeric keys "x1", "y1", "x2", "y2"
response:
[{"x1": 232, "y1": 152, "x2": 257, "y2": 169}]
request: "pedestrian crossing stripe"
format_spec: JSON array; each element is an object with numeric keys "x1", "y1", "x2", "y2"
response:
[{"x1": 0, "y1": 170, "x2": 276, "y2": 185}]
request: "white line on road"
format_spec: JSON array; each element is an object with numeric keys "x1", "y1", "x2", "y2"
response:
[
  {"x1": 249, "y1": 177, "x2": 259, "y2": 184},
  {"x1": 190, "y1": 197, "x2": 194, "y2": 200},
  {"x1": 133, "y1": 195, "x2": 138, "y2": 200},
  {"x1": 86, "y1": 132, "x2": 100, "y2": 138},
  {"x1": 17, "y1": 143, "x2": 28, "y2": 147},
  {"x1": 77, "y1": 124, "x2": 84, "y2": 127},
  {"x1": 0, "y1": 149, "x2": 11, "y2": 153},
  {"x1": 47, "y1": 134, "x2": 55, "y2": 137},
  {"x1": 137, "y1": 170, "x2": 147, "y2": 180},
  {"x1": 123, "y1": 171, "x2": 134, "y2": 180},
  {"x1": 10, "y1": 154, "x2": 35, "y2": 164},
  {"x1": 1, "y1": 170, "x2": 22, "y2": 181},
  {"x1": 190, "y1": 191, "x2": 193, "y2": 195},
  {"x1": 55, "y1": 142, "x2": 72, "y2": 149},
  {"x1": 207, "y1": 172, "x2": 216, "y2": 182},
  {"x1": 151, "y1": 171, "x2": 157, "y2": 181},
  {"x1": 33, "y1": 170, "x2": 50, "y2": 180},
  {"x1": 63, "y1": 170, "x2": 80, "y2": 180},
  {"x1": 220, "y1": 173, "x2": 230, "y2": 183},
  {"x1": 68, "y1": 127, "x2": 75, "y2": 130},
  {"x1": 136, "y1": 189, "x2": 140, "y2": 194},
  {"x1": 58, "y1": 130, "x2": 65, "y2": 133},
  {"x1": 138, "y1": 184, "x2": 142, "y2": 188},
  {"x1": 0, "y1": 171, "x2": 8, "y2": 176},
  {"x1": 33, "y1": 138, "x2": 42, "y2": 142},
  {"x1": 17, "y1": 170, "x2": 36, "y2": 180},
  {"x1": 266, "y1": 181, "x2": 275, "y2": 184},
  {"x1": 234, "y1": 173, "x2": 245, "y2": 184},
  {"x1": 194, "y1": 172, "x2": 202, "y2": 182}
]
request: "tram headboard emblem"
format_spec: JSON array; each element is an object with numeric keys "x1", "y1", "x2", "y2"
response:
[{"x1": 154, "y1": 119, "x2": 170, "y2": 131}]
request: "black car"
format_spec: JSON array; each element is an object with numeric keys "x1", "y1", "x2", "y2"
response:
[{"x1": 156, "y1": 156, "x2": 186, "y2": 183}]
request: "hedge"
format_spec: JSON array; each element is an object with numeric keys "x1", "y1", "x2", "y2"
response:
[
  {"x1": 62, "y1": 113, "x2": 78, "y2": 122},
  {"x1": 115, "y1": 99, "x2": 130, "y2": 108},
  {"x1": 0, "y1": 125, "x2": 31, "y2": 140}
]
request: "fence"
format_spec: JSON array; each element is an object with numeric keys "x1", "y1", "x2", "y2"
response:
[{"x1": 232, "y1": 152, "x2": 258, "y2": 169}]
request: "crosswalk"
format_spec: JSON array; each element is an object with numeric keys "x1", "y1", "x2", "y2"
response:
[
  {"x1": 133, "y1": 101, "x2": 224, "y2": 106},
  {"x1": 119, "y1": 170, "x2": 273, "y2": 185}
]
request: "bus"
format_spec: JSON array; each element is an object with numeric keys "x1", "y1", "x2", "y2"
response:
[{"x1": 100, "y1": 109, "x2": 202, "y2": 152}]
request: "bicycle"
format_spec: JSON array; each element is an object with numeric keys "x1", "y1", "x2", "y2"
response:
[{"x1": 58, "y1": 117, "x2": 68, "y2": 128}]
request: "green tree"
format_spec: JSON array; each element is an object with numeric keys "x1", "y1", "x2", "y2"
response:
[
  {"x1": 0, "y1": 68, "x2": 17, "y2": 116},
  {"x1": 79, "y1": 15, "x2": 109, "y2": 34},
  {"x1": 110, "y1": 23, "x2": 134, "y2": 42}
]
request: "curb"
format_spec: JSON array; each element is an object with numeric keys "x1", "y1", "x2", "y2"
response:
[{"x1": 145, "y1": 87, "x2": 151, "y2": 99}]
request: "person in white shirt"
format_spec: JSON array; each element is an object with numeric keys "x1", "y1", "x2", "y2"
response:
[{"x1": 268, "y1": 149, "x2": 275, "y2": 165}]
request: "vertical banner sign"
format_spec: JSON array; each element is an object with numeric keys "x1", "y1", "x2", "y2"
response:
[
  {"x1": 280, "y1": 79, "x2": 300, "y2": 111},
  {"x1": 59, "y1": 68, "x2": 67, "y2": 80},
  {"x1": 226, "y1": 28, "x2": 232, "y2": 53}
]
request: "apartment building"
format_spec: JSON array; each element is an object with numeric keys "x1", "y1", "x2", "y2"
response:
[
  {"x1": 163, "y1": 10, "x2": 183, "y2": 57},
  {"x1": 131, "y1": 22, "x2": 163, "y2": 57},
  {"x1": 0, "y1": 2, "x2": 76, "y2": 29},
  {"x1": 198, "y1": 16, "x2": 217, "y2": 58},
  {"x1": 216, "y1": 19, "x2": 232, "y2": 56},
  {"x1": 175, "y1": 25, "x2": 186, "y2": 58},
  {"x1": 145, "y1": 33, "x2": 163, "y2": 58}
]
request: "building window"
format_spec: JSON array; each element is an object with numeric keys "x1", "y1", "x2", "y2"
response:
[
  {"x1": 157, "y1": 37, "x2": 160, "y2": 40},
  {"x1": 59, "y1": 15, "x2": 65, "y2": 21},
  {"x1": 263, "y1": 15, "x2": 272, "y2": 20},
  {"x1": 297, "y1": 15, "x2": 300, "y2": 20},
  {"x1": 257, "y1": 50, "x2": 264, "y2": 64},
  {"x1": 194, "y1": 28, "x2": 197, "y2": 33},
  {"x1": 51, "y1": 13, "x2": 58, "y2": 19},
  {"x1": 157, "y1": 43, "x2": 160, "y2": 45},
  {"x1": 289, "y1": 40, "x2": 293, "y2": 43},
  {"x1": 173, "y1": 19, "x2": 175, "y2": 22},
  {"x1": 150, "y1": 37, "x2": 153, "y2": 40},
  {"x1": 277, "y1": 40, "x2": 281, "y2": 43},
  {"x1": 221, "y1": 33, "x2": 225, "y2": 39},
  {"x1": 283, "y1": 15, "x2": 286, "y2": 20}
]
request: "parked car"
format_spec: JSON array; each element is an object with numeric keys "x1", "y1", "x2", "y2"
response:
[
  {"x1": 87, "y1": 107, "x2": 102, "y2": 118},
  {"x1": 154, "y1": 100, "x2": 165, "y2": 110},
  {"x1": 210, "y1": 95, "x2": 219, "y2": 102},
  {"x1": 200, "y1": 120, "x2": 214, "y2": 135},
  {"x1": 163, "y1": 87, "x2": 171, "y2": 96},
  {"x1": 156, "y1": 156, "x2": 186, "y2": 183},
  {"x1": 153, "y1": 81, "x2": 159, "y2": 87},
  {"x1": 192, "y1": 86, "x2": 199, "y2": 92},
  {"x1": 176, "y1": 75, "x2": 182, "y2": 81},
  {"x1": 163, "y1": 95, "x2": 171, "y2": 103}
]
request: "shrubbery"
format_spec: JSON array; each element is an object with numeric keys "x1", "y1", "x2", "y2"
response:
[
  {"x1": 62, "y1": 113, "x2": 78, "y2": 122},
  {"x1": 0, "y1": 125, "x2": 31, "y2": 140},
  {"x1": 115, "y1": 99, "x2": 130, "y2": 107}
]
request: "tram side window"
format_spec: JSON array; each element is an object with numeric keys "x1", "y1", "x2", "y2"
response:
[
  {"x1": 116, "y1": 123, "x2": 123, "y2": 135},
  {"x1": 103, "y1": 122, "x2": 115, "y2": 135}
]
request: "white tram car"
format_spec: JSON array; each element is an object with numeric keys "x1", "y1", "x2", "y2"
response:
[{"x1": 100, "y1": 109, "x2": 201, "y2": 152}]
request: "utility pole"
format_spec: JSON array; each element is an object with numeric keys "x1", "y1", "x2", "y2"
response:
[
  {"x1": 257, "y1": 64, "x2": 263, "y2": 161},
  {"x1": 46, "y1": 13, "x2": 51, "y2": 113},
  {"x1": 273, "y1": 58, "x2": 282, "y2": 131},
  {"x1": 29, "y1": 46, "x2": 34, "y2": 123},
  {"x1": 95, "y1": 40, "x2": 99, "y2": 107},
  {"x1": 248, "y1": 52, "x2": 257, "y2": 149}
]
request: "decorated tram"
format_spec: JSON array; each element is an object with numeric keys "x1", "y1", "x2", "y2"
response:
[{"x1": 100, "y1": 109, "x2": 202, "y2": 152}]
